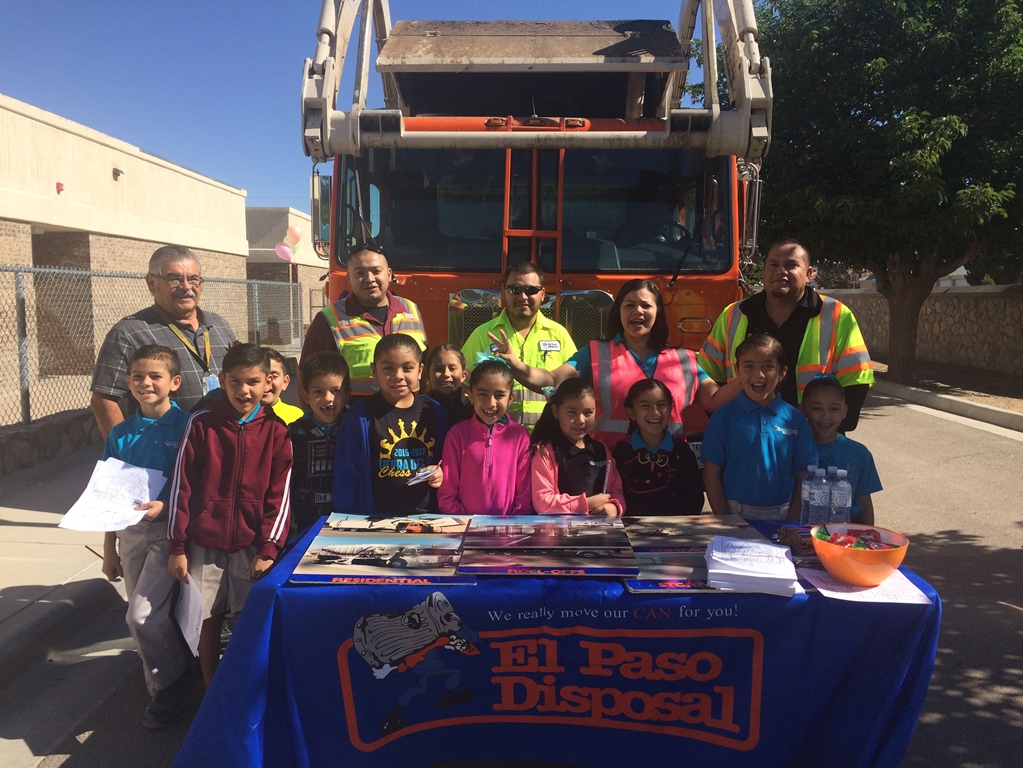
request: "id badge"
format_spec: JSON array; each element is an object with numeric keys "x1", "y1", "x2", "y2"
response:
[
  {"x1": 204, "y1": 373, "x2": 220, "y2": 395},
  {"x1": 539, "y1": 340, "x2": 561, "y2": 352}
]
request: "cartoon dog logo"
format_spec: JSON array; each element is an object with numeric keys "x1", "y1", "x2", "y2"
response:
[{"x1": 353, "y1": 591, "x2": 479, "y2": 735}]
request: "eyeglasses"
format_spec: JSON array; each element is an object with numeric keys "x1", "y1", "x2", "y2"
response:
[
  {"x1": 154, "y1": 273, "x2": 204, "y2": 288},
  {"x1": 505, "y1": 284, "x2": 543, "y2": 296}
]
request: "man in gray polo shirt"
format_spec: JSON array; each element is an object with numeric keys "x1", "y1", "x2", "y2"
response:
[{"x1": 90, "y1": 245, "x2": 236, "y2": 438}]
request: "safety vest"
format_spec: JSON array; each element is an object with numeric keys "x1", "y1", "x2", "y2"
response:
[
  {"x1": 698, "y1": 295, "x2": 874, "y2": 401},
  {"x1": 319, "y1": 296, "x2": 427, "y2": 395},
  {"x1": 589, "y1": 339, "x2": 698, "y2": 451},
  {"x1": 462, "y1": 310, "x2": 577, "y2": 429}
]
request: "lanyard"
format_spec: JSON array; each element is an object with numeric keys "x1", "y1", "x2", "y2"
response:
[
  {"x1": 167, "y1": 322, "x2": 212, "y2": 371},
  {"x1": 153, "y1": 308, "x2": 209, "y2": 372}
]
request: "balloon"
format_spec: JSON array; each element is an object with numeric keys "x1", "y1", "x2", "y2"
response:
[
  {"x1": 274, "y1": 242, "x2": 293, "y2": 262},
  {"x1": 285, "y1": 225, "x2": 303, "y2": 247}
]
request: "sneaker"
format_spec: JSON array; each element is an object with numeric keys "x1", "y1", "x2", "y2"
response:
[{"x1": 142, "y1": 669, "x2": 194, "y2": 729}]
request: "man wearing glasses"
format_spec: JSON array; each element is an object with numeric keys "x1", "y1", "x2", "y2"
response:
[
  {"x1": 299, "y1": 244, "x2": 427, "y2": 396},
  {"x1": 461, "y1": 262, "x2": 576, "y2": 429},
  {"x1": 91, "y1": 245, "x2": 237, "y2": 436}
]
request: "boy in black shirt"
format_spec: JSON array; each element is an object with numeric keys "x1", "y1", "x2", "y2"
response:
[{"x1": 289, "y1": 351, "x2": 350, "y2": 534}]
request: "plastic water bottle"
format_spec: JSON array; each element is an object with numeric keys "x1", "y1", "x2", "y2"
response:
[
  {"x1": 807, "y1": 468, "x2": 831, "y2": 526},
  {"x1": 800, "y1": 464, "x2": 818, "y2": 525},
  {"x1": 830, "y1": 469, "x2": 853, "y2": 524},
  {"x1": 826, "y1": 465, "x2": 839, "y2": 482}
]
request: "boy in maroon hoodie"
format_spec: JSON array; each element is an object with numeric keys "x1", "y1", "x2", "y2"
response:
[{"x1": 167, "y1": 344, "x2": 292, "y2": 688}]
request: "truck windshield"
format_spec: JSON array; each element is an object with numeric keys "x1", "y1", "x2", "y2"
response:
[{"x1": 339, "y1": 148, "x2": 732, "y2": 275}]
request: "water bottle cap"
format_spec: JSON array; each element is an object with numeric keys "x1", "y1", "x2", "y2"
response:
[
  {"x1": 815, "y1": 468, "x2": 826, "y2": 477},
  {"x1": 837, "y1": 469, "x2": 848, "y2": 478},
  {"x1": 808, "y1": 464, "x2": 818, "y2": 472},
  {"x1": 827, "y1": 465, "x2": 838, "y2": 472}
]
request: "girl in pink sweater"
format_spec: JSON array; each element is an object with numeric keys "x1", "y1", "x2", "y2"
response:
[
  {"x1": 438, "y1": 361, "x2": 532, "y2": 515},
  {"x1": 530, "y1": 378, "x2": 625, "y2": 516}
]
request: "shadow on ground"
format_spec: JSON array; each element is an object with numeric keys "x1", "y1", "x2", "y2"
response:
[{"x1": 901, "y1": 530, "x2": 1023, "y2": 767}]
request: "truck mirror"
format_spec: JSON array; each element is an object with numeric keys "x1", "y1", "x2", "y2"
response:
[
  {"x1": 736, "y1": 160, "x2": 762, "y2": 273},
  {"x1": 311, "y1": 170, "x2": 332, "y2": 259}
]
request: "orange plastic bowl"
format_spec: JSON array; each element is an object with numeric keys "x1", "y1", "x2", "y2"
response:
[{"x1": 810, "y1": 524, "x2": 909, "y2": 587}]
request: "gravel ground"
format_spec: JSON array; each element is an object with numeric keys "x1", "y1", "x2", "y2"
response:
[{"x1": 872, "y1": 359, "x2": 1023, "y2": 414}]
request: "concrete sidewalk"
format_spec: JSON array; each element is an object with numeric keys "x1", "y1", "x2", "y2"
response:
[
  {"x1": 0, "y1": 443, "x2": 126, "y2": 689},
  {"x1": 0, "y1": 379, "x2": 1019, "y2": 694}
]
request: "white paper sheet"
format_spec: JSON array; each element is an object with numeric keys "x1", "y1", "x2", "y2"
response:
[
  {"x1": 59, "y1": 458, "x2": 167, "y2": 532},
  {"x1": 705, "y1": 536, "x2": 802, "y2": 596},
  {"x1": 797, "y1": 567, "x2": 933, "y2": 604},
  {"x1": 174, "y1": 576, "x2": 205, "y2": 656}
]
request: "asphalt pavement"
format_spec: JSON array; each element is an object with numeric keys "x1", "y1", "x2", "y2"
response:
[{"x1": 0, "y1": 381, "x2": 1020, "y2": 767}]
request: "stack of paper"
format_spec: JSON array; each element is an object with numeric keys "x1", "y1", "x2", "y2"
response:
[{"x1": 704, "y1": 536, "x2": 802, "y2": 597}]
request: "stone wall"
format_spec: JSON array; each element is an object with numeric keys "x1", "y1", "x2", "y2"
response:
[
  {"x1": 828, "y1": 287, "x2": 1023, "y2": 376},
  {"x1": 0, "y1": 409, "x2": 101, "y2": 477}
]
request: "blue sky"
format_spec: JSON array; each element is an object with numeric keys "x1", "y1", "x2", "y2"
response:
[{"x1": 0, "y1": 1, "x2": 688, "y2": 213}]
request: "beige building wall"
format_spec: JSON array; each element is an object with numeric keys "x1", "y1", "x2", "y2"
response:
[
  {"x1": 0, "y1": 93, "x2": 250, "y2": 429},
  {"x1": 0, "y1": 93, "x2": 249, "y2": 259}
]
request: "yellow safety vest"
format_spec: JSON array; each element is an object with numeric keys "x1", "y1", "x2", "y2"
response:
[
  {"x1": 320, "y1": 297, "x2": 427, "y2": 395},
  {"x1": 698, "y1": 295, "x2": 874, "y2": 401}
]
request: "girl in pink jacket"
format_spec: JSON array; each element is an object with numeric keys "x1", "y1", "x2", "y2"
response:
[
  {"x1": 439, "y1": 361, "x2": 532, "y2": 515},
  {"x1": 529, "y1": 378, "x2": 625, "y2": 516}
]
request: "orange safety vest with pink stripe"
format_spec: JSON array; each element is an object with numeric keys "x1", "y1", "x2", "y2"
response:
[
  {"x1": 319, "y1": 296, "x2": 427, "y2": 395},
  {"x1": 697, "y1": 295, "x2": 874, "y2": 401},
  {"x1": 588, "y1": 339, "x2": 698, "y2": 450}
]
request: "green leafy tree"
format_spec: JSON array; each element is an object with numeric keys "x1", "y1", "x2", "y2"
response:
[{"x1": 756, "y1": 0, "x2": 1023, "y2": 382}]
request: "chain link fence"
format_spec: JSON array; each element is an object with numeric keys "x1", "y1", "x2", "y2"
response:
[{"x1": 0, "y1": 265, "x2": 303, "y2": 427}]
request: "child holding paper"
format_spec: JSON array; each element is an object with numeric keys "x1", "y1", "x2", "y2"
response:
[
  {"x1": 333, "y1": 333, "x2": 447, "y2": 515},
  {"x1": 100, "y1": 344, "x2": 194, "y2": 729},
  {"x1": 167, "y1": 344, "x2": 293, "y2": 690}
]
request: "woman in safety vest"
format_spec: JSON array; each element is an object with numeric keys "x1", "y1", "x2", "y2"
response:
[{"x1": 488, "y1": 279, "x2": 740, "y2": 451}]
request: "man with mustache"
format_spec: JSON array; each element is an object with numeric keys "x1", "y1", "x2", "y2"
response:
[
  {"x1": 89, "y1": 244, "x2": 237, "y2": 727},
  {"x1": 91, "y1": 245, "x2": 237, "y2": 434}
]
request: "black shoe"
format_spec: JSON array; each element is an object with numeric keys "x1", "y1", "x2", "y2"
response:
[
  {"x1": 381, "y1": 706, "x2": 403, "y2": 736},
  {"x1": 142, "y1": 669, "x2": 194, "y2": 729}
]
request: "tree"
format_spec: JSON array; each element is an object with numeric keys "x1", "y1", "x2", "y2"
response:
[{"x1": 756, "y1": 0, "x2": 1023, "y2": 382}]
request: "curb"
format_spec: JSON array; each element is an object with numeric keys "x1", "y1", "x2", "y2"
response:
[
  {"x1": 0, "y1": 578, "x2": 125, "y2": 690},
  {"x1": 873, "y1": 379, "x2": 1023, "y2": 433}
]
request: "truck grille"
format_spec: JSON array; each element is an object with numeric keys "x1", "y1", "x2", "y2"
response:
[{"x1": 449, "y1": 289, "x2": 614, "y2": 348}]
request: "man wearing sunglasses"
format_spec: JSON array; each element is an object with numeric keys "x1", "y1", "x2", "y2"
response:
[
  {"x1": 300, "y1": 244, "x2": 427, "y2": 397},
  {"x1": 91, "y1": 244, "x2": 237, "y2": 436},
  {"x1": 461, "y1": 262, "x2": 576, "y2": 429}
]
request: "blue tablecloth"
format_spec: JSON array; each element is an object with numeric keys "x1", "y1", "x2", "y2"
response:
[{"x1": 176, "y1": 524, "x2": 941, "y2": 768}]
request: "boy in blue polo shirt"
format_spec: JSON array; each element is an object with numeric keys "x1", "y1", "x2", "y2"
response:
[
  {"x1": 801, "y1": 376, "x2": 881, "y2": 524},
  {"x1": 100, "y1": 344, "x2": 194, "y2": 728},
  {"x1": 702, "y1": 333, "x2": 818, "y2": 521}
]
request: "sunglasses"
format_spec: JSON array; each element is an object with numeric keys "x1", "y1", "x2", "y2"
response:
[{"x1": 505, "y1": 284, "x2": 543, "y2": 296}]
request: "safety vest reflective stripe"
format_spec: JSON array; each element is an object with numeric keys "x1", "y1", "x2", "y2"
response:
[
  {"x1": 514, "y1": 387, "x2": 547, "y2": 427},
  {"x1": 722, "y1": 304, "x2": 744, "y2": 381},
  {"x1": 833, "y1": 346, "x2": 872, "y2": 376},
  {"x1": 594, "y1": 341, "x2": 614, "y2": 428},
  {"x1": 818, "y1": 296, "x2": 841, "y2": 371}
]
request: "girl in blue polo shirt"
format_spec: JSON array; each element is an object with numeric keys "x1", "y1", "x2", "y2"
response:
[{"x1": 701, "y1": 333, "x2": 817, "y2": 521}]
